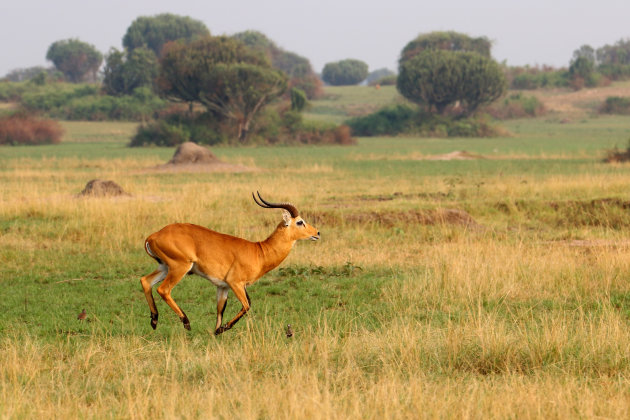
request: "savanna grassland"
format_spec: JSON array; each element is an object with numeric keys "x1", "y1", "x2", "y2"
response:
[{"x1": 2, "y1": 85, "x2": 630, "y2": 419}]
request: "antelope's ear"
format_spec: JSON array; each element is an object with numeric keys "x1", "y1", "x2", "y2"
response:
[{"x1": 282, "y1": 209, "x2": 292, "y2": 226}]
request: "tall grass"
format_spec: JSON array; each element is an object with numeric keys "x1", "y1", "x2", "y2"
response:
[{"x1": 2, "y1": 109, "x2": 630, "y2": 417}]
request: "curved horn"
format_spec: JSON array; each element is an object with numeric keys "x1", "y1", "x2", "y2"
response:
[{"x1": 252, "y1": 191, "x2": 299, "y2": 218}]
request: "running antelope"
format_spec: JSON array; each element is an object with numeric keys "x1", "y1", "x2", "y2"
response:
[{"x1": 140, "y1": 192, "x2": 320, "y2": 335}]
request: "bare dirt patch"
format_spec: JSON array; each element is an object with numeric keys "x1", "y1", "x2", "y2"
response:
[
  {"x1": 424, "y1": 151, "x2": 486, "y2": 161},
  {"x1": 530, "y1": 83, "x2": 630, "y2": 118},
  {"x1": 150, "y1": 142, "x2": 255, "y2": 173},
  {"x1": 309, "y1": 208, "x2": 480, "y2": 229},
  {"x1": 78, "y1": 179, "x2": 130, "y2": 197}
]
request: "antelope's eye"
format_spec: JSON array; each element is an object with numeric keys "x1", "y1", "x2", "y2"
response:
[{"x1": 296, "y1": 220, "x2": 304, "y2": 226}]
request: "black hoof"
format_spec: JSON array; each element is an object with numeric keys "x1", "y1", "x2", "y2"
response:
[
  {"x1": 181, "y1": 314, "x2": 191, "y2": 331},
  {"x1": 150, "y1": 313, "x2": 158, "y2": 330},
  {"x1": 214, "y1": 324, "x2": 230, "y2": 335}
]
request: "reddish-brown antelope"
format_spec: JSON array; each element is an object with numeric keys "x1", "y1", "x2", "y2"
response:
[{"x1": 140, "y1": 192, "x2": 320, "y2": 335}]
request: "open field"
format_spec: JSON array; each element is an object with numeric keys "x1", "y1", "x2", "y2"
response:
[{"x1": 2, "y1": 86, "x2": 630, "y2": 418}]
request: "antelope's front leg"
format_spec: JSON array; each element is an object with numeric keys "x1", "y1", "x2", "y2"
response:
[
  {"x1": 215, "y1": 284, "x2": 250, "y2": 335},
  {"x1": 214, "y1": 286, "x2": 229, "y2": 334}
]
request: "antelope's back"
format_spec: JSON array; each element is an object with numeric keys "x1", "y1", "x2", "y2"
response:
[{"x1": 146, "y1": 223, "x2": 259, "y2": 276}]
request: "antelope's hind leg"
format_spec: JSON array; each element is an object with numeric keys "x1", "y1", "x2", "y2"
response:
[
  {"x1": 140, "y1": 268, "x2": 167, "y2": 330},
  {"x1": 156, "y1": 263, "x2": 193, "y2": 330}
]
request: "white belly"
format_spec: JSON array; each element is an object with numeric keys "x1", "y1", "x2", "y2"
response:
[{"x1": 191, "y1": 264, "x2": 228, "y2": 287}]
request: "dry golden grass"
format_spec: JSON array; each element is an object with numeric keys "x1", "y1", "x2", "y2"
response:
[{"x1": 3, "y1": 135, "x2": 630, "y2": 419}]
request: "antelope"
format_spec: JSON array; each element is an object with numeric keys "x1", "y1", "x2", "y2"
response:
[{"x1": 140, "y1": 192, "x2": 320, "y2": 335}]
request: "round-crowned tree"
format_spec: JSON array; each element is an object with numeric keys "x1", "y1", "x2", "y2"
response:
[
  {"x1": 322, "y1": 59, "x2": 369, "y2": 86},
  {"x1": 232, "y1": 30, "x2": 322, "y2": 98},
  {"x1": 400, "y1": 31, "x2": 492, "y2": 64},
  {"x1": 102, "y1": 47, "x2": 158, "y2": 96},
  {"x1": 397, "y1": 49, "x2": 505, "y2": 115},
  {"x1": 123, "y1": 13, "x2": 210, "y2": 57},
  {"x1": 157, "y1": 36, "x2": 287, "y2": 142},
  {"x1": 46, "y1": 39, "x2": 102, "y2": 83}
]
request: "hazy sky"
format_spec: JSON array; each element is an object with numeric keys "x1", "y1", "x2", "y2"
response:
[{"x1": 1, "y1": 0, "x2": 629, "y2": 77}]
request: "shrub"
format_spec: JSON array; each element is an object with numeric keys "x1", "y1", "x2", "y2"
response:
[
  {"x1": 19, "y1": 84, "x2": 166, "y2": 121},
  {"x1": 130, "y1": 113, "x2": 228, "y2": 147},
  {"x1": 287, "y1": 119, "x2": 356, "y2": 145},
  {"x1": 485, "y1": 93, "x2": 546, "y2": 119},
  {"x1": 506, "y1": 66, "x2": 569, "y2": 89},
  {"x1": 290, "y1": 88, "x2": 307, "y2": 111},
  {"x1": 20, "y1": 84, "x2": 98, "y2": 112},
  {"x1": 0, "y1": 81, "x2": 32, "y2": 101},
  {"x1": 347, "y1": 105, "x2": 504, "y2": 138},
  {"x1": 130, "y1": 120, "x2": 191, "y2": 147},
  {"x1": 604, "y1": 139, "x2": 630, "y2": 163},
  {"x1": 600, "y1": 96, "x2": 630, "y2": 115},
  {"x1": 60, "y1": 87, "x2": 167, "y2": 121},
  {"x1": 131, "y1": 107, "x2": 356, "y2": 147},
  {"x1": 415, "y1": 114, "x2": 502, "y2": 137},
  {"x1": 346, "y1": 104, "x2": 416, "y2": 136},
  {"x1": 366, "y1": 68, "x2": 396, "y2": 85},
  {"x1": 598, "y1": 64, "x2": 630, "y2": 80},
  {"x1": 368, "y1": 75, "x2": 397, "y2": 86},
  {"x1": 0, "y1": 112, "x2": 63, "y2": 145}
]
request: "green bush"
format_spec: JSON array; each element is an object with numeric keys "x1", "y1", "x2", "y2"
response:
[
  {"x1": 485, "y1": 93, "x2": 545, "y2": 119},
  {"x1": 0, "y1": 82, "x2": 166, "y2": 121},
  {"x1": 20, "y1": 84, "x2": 97, "y2": 111},
  {"x1": 369, "y1": 75, "x2": 397, "y2": 86},
  {"x1": 290, "y1": 88, "x2": 307, "y2": 111},
  {"x1": 20, "y1": 85, "x2": 166, "y2": 121},
  {"x1": 131, "y1": 107, "x2": 356, "y2": 147},
  {"x1": 600, "y1": 96, "x2": 630, "y2": 115},
  {"x1": 60, "y1": 87, "x2": 166, "y2": 121},
  {"x1": 130, "y1": 113, "x2": 228, "y2": 147},
  {"x1": 347, "y1": 104, "x2": 503, "y2": 138},
  {"x1": 346, "y1": 104, "x2": 416, "y2": 136},
  {"x1": 598, "y1": 64, "x2": 630, "y2": 80},
  {"x1": 366, "y1": 68, "x2": 396, "y2": 85},
  {"x1": 0, "y1": 81, "x2": 32, "y2": 101},
  {"x1": 508, "y1": 67, "x2": 569, "y2": 89},
  {"x1": 130, "y1": 120, "x2": 190, "y2": 147}
]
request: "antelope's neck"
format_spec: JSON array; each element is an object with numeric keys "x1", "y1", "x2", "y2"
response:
[{"x1": 257, "y1": 229, "x2": 295, "y2": 274}]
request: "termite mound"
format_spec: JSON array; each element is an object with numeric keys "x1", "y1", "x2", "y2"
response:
[
  {"x1": 167, "y1": 141, "x2": 222, "y2": 165},
  {"x1": 153, "y1": 142, "x2": 254, "y2": 173},
  {"x1": 78, "y1": 179, "x2": 130, "y2": 197}
]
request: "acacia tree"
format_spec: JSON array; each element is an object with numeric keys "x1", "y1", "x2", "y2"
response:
[
  {"x1": 157, "y1": 36, "x2": 287, "y2": 142},
  {"x1": 123, "y1": 13, "x2": 210, "y2": 57},
  {"x1": 46, "y1": 39, "x2": 102, "y2": 82},
  {"x1": 322, "y1": 59, "x2": 369, "y2": 86},
  {"x1": 201, "y1": 63, "x2": 287, "y2": 141},
  {"x1": 397, "y1": 50, "x2": 505, "y2": 116}
]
